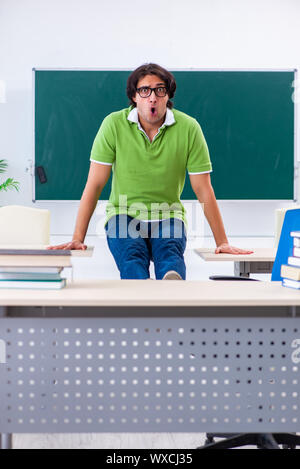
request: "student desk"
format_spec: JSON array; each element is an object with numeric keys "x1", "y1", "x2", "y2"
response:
[
  {"x1": 194, "y1": 248, "x2": 276, "y2": 277},
  {"x1": 0, "y1": 280, "x2": 299, "y2": 449}
]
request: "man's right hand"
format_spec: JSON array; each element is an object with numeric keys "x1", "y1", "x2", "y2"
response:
[{"x1": 46, "y1": 240, "x2": 87, "y2": 250}]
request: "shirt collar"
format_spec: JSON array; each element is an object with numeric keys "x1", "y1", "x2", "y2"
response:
[{"x1": 127, "y1": 107, "x2": 175, "y2": 129}]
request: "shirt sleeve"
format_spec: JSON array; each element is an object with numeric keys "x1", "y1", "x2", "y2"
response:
[
  {"x1": 186, "y1": 119, "x2": 212, "y2": 174},
  {"x1": 90, "y1": 114, "x2": 116, "y2": 165}
]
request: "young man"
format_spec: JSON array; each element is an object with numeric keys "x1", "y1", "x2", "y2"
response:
[{"x1": 48, "y1": 63, "x2": 252, "y2": 279}]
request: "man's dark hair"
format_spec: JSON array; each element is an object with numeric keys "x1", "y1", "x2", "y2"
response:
[{"x1": 126, "y1": 63, "x2": 176, "y2": 109}]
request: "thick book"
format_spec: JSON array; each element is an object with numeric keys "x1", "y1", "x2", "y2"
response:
[
  {"x1": 0, "y1": 266, "x2": 63, "y2": 274},
  {"x1": 290, "y1": 231, "x2": 300, "y2": 248},
  {"x1": 0, "y1": 255, "x2": 71, "y2": 267},
  {"x1": 293, "y1": 247, "x2": 300, "y2": 258},
  {"x1": 281, "y1": 264, "x2": 300, "y2": 281},
  {"x1": 282, "y1": 278, "x2": 300, "y2": 290},
  {"x1": 0, "y1": 278, "x2": 66, "y2": 290},
  {"x1": 0, "y1": 249, "x2": 71, "y2": 255},
  {"x1": 288, "y1": 256, "x2": 300, "y2": 267},
  {"x1": 290, "y1": 230, "x2": 300, "y2": 238},
  {"x1": 294, "y1": 238, "x2": 300, "y2": 248},
  {"x1": 0, "y1": 272, "x2": 62, "y2": 280}
]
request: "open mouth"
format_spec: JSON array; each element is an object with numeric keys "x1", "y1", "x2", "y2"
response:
[{"x1": 150, "y1": 107, "x2": 156, "y2": 115}]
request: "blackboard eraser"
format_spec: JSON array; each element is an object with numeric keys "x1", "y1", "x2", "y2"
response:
[{"x1": 36, "y1": 166, "x2": 47, "y2": 184}]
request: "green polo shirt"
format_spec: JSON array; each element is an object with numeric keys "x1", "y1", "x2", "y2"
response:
[{"x1": 90, "y1": 106, "x2": 212, "y2": 226}]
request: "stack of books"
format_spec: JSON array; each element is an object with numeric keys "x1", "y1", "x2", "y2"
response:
[
  {"x1": 0, "y1": 249, "x2": 72, "y2": 289},
  {"x1": 281, "y1": 231, "x2": 300, "y2": 290}
]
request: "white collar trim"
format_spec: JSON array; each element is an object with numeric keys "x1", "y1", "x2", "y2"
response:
[{"x1": 127, "y1": 107, "x2": 175, "y2": 128}]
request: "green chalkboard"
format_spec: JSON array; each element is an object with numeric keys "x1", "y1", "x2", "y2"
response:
[{"x1": 34, "y1": 69, "x2": 295, "y2": 200}]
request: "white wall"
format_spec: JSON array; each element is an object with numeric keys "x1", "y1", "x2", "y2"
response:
[{"x1": 0, "y1": 0, "x2": 299, "y2": 237}]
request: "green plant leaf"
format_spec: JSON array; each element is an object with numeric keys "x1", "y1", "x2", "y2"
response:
[
  {"x1": 0, "y1": 159, "x2": 20, "y2": 192},
  {"x1": 0, "y1": 159, "x2": 8, "y2": 174},
  {"x1": 0, "y1": 178, "x2": 20, "y2": 192}
]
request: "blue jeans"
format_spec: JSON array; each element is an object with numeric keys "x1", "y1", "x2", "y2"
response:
[{"x1": 105, "y1": 215, "x2": 187, "y2": 279}]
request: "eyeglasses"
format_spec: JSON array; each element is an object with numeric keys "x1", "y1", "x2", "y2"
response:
[{"x1": 136, "y1": 86, "x2": 167, "y2": 98}]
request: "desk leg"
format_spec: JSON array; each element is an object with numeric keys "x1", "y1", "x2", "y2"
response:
[
  {"x1": 234, "y1": 261, "x2": 274, "y2": 278},
  {"x1": 0, "y1": 434, "x2": 13, "y2": 449},
  {"x1": 234, "y1": 262, "x2": 250, "y2": 278}
]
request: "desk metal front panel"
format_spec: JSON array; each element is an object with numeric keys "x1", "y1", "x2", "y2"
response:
[{"x1": 0, "y1": 317, "x2": 299, "y2": 433}]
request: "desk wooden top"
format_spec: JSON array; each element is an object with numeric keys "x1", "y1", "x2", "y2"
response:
[
  {"x1": 194, "y1": 247, "x2": 276, "y2": 262},
  {"x1": 0, "y1": 280, "x2": 299, "y2": 307}
]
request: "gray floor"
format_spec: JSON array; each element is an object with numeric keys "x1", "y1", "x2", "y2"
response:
[{"x1": 13, "y1": 235, "x2": 274, "y2": 449}]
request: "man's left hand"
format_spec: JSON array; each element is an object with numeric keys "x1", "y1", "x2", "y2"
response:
[{"x1": 215, "y1": 243, "x2": 254, "y2": 255}]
